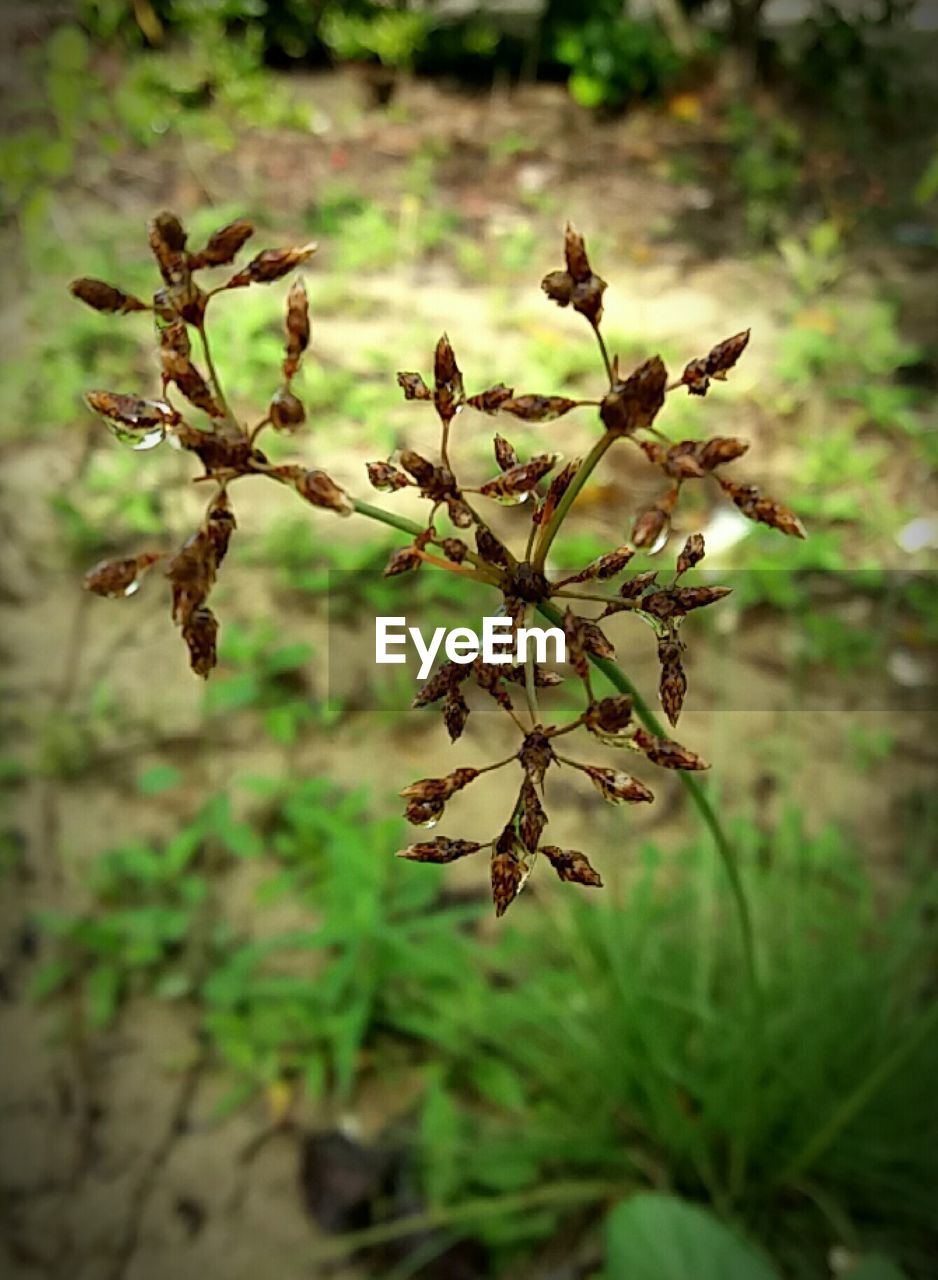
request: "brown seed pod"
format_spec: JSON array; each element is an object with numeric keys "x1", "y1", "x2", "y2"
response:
[
  {"x1": 493, "y1": 434, "x2": 519, "y2": 472},
  {"x1": 475, "y1": 525, "x2": 511, "y2": 569},
  {"x1": 718, "y1": 478, "x2": 806, "y2": 539},
  {"x1": 443, "y1": 687, "x2": 470, "y2": 741},
  {"x1": 541, "y1": 269, "x2": 574, "y2": 307},
  {"x1": 367, "y1": 460, "x2": 410, "y2": 492},
  {"x1": 676, "y1": 534, "x2": 705, "y2": 576},
  {"x1": 188, "y1": 219, "x2": 255, "y2": 270},
  {"x1": 585, "y1": 695, "x2": 633, "y2": 735},
  {"x1": 413, "y1": 661, "x2": 464, "y2": 708},
  {"x1": 632, "y1": 486, "x2": 679, "y2": 550},
  {"x1": 182, "y1": 606, "x2": 218, "y2": 678},
  {"x1": 642, "y1": 585, "x2": 731, "y2": 621},
  {"x1": 682, "y1": 329, "x2": 751, "y2": 396},
  {"x1": 396, "y1": 838, "x2": 484, "y2": 864},
  {"x1": 467, "y1": 384, "x2": 514, "y2": 414},
  {"x1": 404, "y1": 796, "x2": 445, "y2": 826},
  {"x1": 434, "y1": 334, "x2": 465, "y2": 427},
  {"x1": 697, "y1": 437, "x2": 750, "y2": 470},
  {"x1": 583, "y1": 766, "x2": 654, "y2": 805},
  {"x1": 294, "y1": 469, "x2": 354, "y2": 516},
  {"x1": 491, "y1": 836, "x2": 524, "y2": 917},
  {"x1": 269, "y1": 387, "x2": 306, "y2": 432},
  {"x1": 384, "y1": 546, "x2": 422, "y2": 577},
  {"x1": 85, "y1": 391, "x2": 179, "y2": 430},
  {"x1": 396, "y1": 371, "x2": 432, "y2": 401},
  {"x1": 538, "y1": 460, "x2": 580, "y2": 528},
  {"x1": 618, "y1": 570, "x2": 659, "y2": 600},
  {"x1": 400, "y1": 767, "x2": 480, "y2": 805},
  {"x1": 657, "y1": 635, "x2": 687, "y2": 727},
  {"x1": 519, "y1": 777, "x2": 548, "y2": 852},
  {"x1": 519, "y1": 731, "x2": 555, "y2": 786},
  {"x1": 83, "y1": 552, "x2": 161, "y2": 598},
  {"x1": 600, "y1": 356, "x2": 667, "y2": 435},
  {"x1": 499, "y1": 395, "x2": 579, "y2": 423},
  {"x1": 632, "y1": 727, "x2": 708, "y2": 771},
  {"x1": 479, "y1": 454, "x2": 558, "y2": 501},
  {"x1": 441, "y1": 537, "x2": 468, "y2": 563},
  {"x1": 541, "y1": 845, "x2": 603, "y2": 888},
  {"x1": 398, "y1": 450, "x2": 436, "y2": 487},
  {"x1": 562, "y1": 609, "x2": 590, "y2": 681},
  {"x1": 445, "y1": 496, "x2": 475, "y2": 528},
  {"x1": 226, "y1": 243, "x2": 317, "y2": 288},
  {"x1": 578, "y1": 618, "x2": 615, "y2": 659},
  {"x1": 206, "y1": 489, "x2": 237, "y2": 566},
  {"x1": 69, "y1": 278, "x2": 149, "y2": 314},
  {"x1": 148, "y1": 211, "x2": 189, "y2": 288},
  {"x1": 283, "y1": 278, "x2": 310, "y2": 381},
  {"x1": 166, "y1": 529, "x2": 217, "y2": 626}
]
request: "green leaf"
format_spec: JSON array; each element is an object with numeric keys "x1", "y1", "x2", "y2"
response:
[
  {"x1": 605, "y1": 1194, "x2": 780, "y2": 1280},
  {"x1": 30, "y1": 958, "x2": 72, "y2": 1000},
  {"x1": 137, "y1": 764, "x2": 182, "y2": 796}
]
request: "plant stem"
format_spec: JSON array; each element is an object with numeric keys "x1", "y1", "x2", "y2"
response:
[
  {"x1": 308, "y1": 1179, "x2": 627, "y2": 1262},
  {"x1": 592, "y1": 321, "x2": 615, "y2": 386},
  {"x1": 522, "y1": 604, "x2": 540, "y2": 727},
  {"x1": 536, "y1": 598, "x2": 760, "y2": 998},
  {"x1": 533, "y1": 431, "x2": 615, "y2": 572},
  {"x1": 196, "y1": 322, "x2": 236, "y2": 431}
]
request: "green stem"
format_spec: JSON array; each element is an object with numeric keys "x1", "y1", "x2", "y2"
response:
[
  {"x1": 309, "y1": 1179, "x2": 627, "y2": 1262},
  {"x1": 522, "y1": 604, "x2": 540, "y2": 726},
  {"x1": 197, "y1": 322, "x2": 237, "y2": 432},
  {"x1": 537, "y1": 598, "x2": 759, "y2": 998},
  {"x1": 533, "y1": 432, "x2": 614, "y2": 572},
  {"x1": 778, "y1": 997, "x2": 938, "y2": 1185}
]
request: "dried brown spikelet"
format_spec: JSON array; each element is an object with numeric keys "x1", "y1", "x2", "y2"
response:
[
  {"x1": 294, "y1": 469, "x2": 354, "y2": 516},
  {"x1": 183, "y1": 606, "x2": 218, "y2": 678},
  {"x1": 632, "y1": 486, "x2": 679, "y2": 549},
  {"x1": 269, "y1": 387, "x2": 306, "y2": 432},
  {"x1": 400, "y1": 767, "x2": 480, "y2": 804},
  {"x1": 396, "y1": 371, "x2": 432, "y2": 401},
  {"x1": 619, "y1": 569, "x2": 659, "y2": 600},
  {"x1": 632, "y1": 727, "x2": 708, "y2": 771},
  {"x1": 479, "y1": 454, "x2": 558, "y2": 500},
  {"x1": 158, "y1": 331, "x2": 223, "y2": 418},
  {"x1": 585, "y1": 695, "x2": 633, "y2": 734},
  {"x1": 226, "y1": 244, "x2": 317, "y2": 288},
  {"x1": 433, "y1": 334, "x2": 465, "y2": 426},
  {"x1": 657, "y1": 635, "x2": 687, "y2": 727},
  {"x1": 148, "y1": 211, "x2": 188, "y2": 284},
  {"x1": 641, "y1": 585, "x2": 731, "y2": 621},
  {"x1": 562, "y1": 609, "x2": 590, "y2": 680},
  {"x1": 493, "y1": 434, "x2": 519, "y2": 471},
  {"x1": 367, "y1": 460, "x2": 410, "y2": 492},
  {"x1": 697, "y1": 437, "x2": 750, "y2": 470},
  {"x1": 500, "y1": 395, "x2": 579, "y2": 423},
  {"x1": 718, "y1": 478, "x2": 806, "y2": 539},
  {"x1": 205, "y1": 490, "x2": 237, "y2": 566},
  {"x1": 283, "y1": 278, "x2": 310, "y2": 381},
  {"x1": 440, "y1": 537, "x2": 468, "y2": 563},
  {"x1": 413, "y1": 661, "x2": 463, "y2": 707},
  {"x1": 188, "y1": 219, "x2": 254, "y2": 270},
  {"x1": 540, "y1": 224, "x2": 607, "y2": 325},
  {"x1": 396, "y1": 838, "x2": 484, "y2": 864},
  {"x1": 583, "y1": 766, "x2": 654, "y2": 805},
  {"x1": 519, "y1": 730, "x2": 556, "y2": 786},
  {"x1": 85, "y1": 391, "x2": 179, "y2": 430},
  {"x1": 676, "y1": 534, "x2": 705, "y2": 576},
  {"x1": 83, "y1": 552, "x2": 161, "y2": 598},
  {"x1": 166, "y1": 530, "x2": 216, "y2": 626},
  {"x1": 491, "y1": 834, "x2": 525, "y2": 917},
  {"x1": 682, "y1": 329, "x2": 750, "y2": 396},
  {"x1": 541, "y1": 845, "x2": 603, "y2": 888},
  {"x1": 442, "y1": 687, "x2": 470, "y2": 741},
  {"x1": 384, "y1": 546, "x2": 422, "y2": 577},
  {"x1": 519, "y1": 778, "x2": 547, "y2": 852},
  {"x1": 601, "y1": 356, "x2": 668, "y2": 435},
  {"x1": 468, "y1": 384, "x2": 514, "y2": 414},
  {"x1": 538, "y1": 459, "x2": 580, "y2": 526},
  {"x1": 69, "y1": 278, "x2": 149, "y2": 314},
  {"x1": 475, "y1": 525, "x2": 511, "y2": 568}
]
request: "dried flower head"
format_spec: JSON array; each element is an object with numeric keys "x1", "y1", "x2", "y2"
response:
[{"x1": 71, "y1": 215, "x2": 805, "y2": 914}]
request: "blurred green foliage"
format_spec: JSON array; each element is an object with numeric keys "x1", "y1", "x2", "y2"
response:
[{"x1": 32, "y1": 774, "x2": 938, "y2": 1275}]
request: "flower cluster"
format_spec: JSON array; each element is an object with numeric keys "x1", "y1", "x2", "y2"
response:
[{"x1": 71, "y1": 217, "x2": 804, "y2": 915}]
